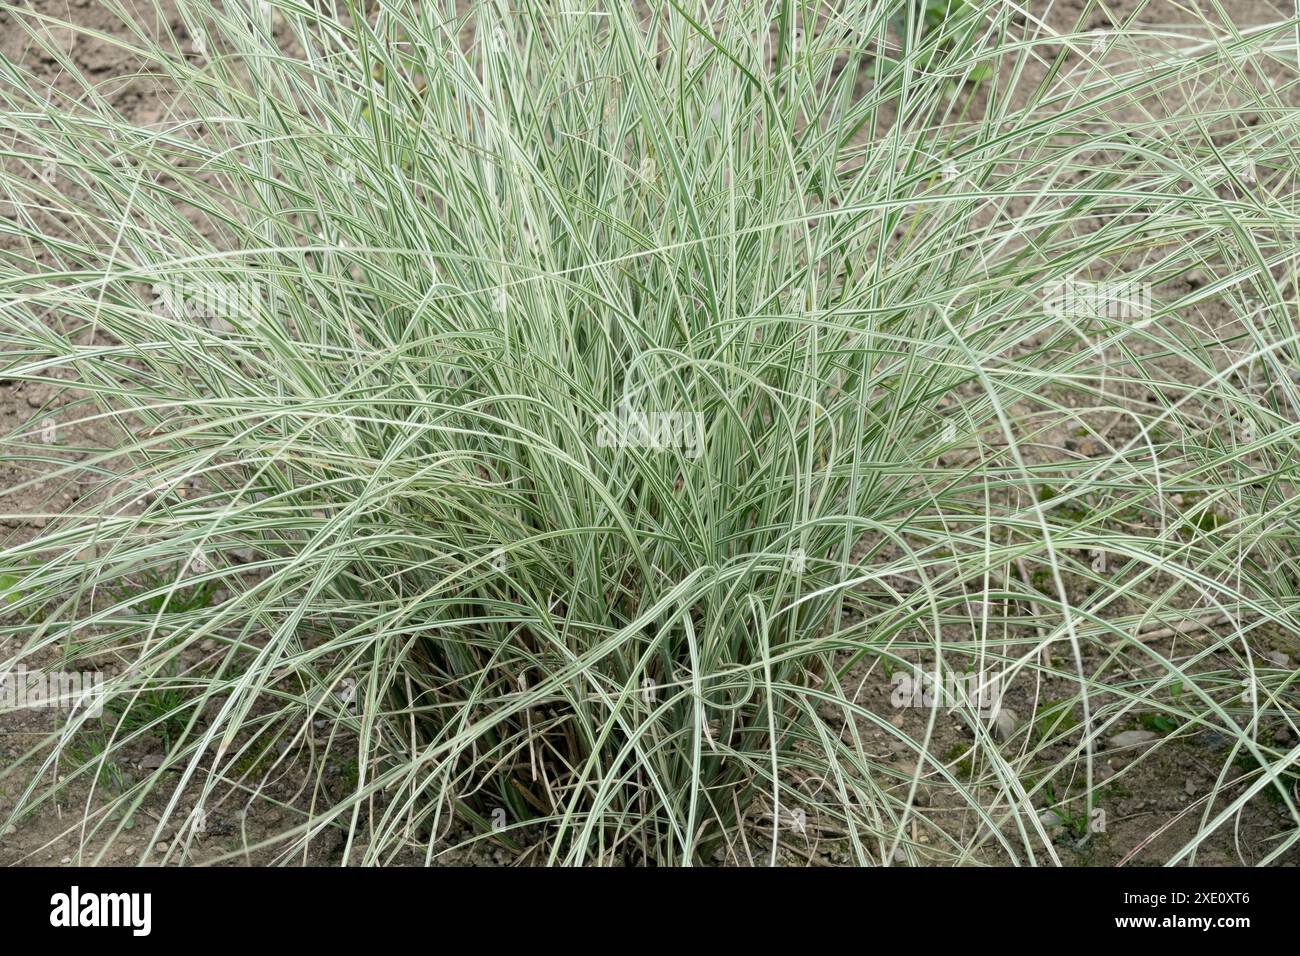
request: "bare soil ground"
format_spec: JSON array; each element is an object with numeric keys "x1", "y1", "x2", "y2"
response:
[{"x1": 1, "y1": 0, "x2": 1297, "y2": 866}]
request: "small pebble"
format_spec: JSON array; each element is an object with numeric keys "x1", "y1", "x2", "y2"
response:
[
  {"x1": 1109, "y1": 730, "x2": 1158, "y2": 748},
  {"x1": 1263, "y1": 650, "x2": 1294, "y2": 668},
  {"x1": 992, "y1": 707, "x2": 1017, "y2": 741}
]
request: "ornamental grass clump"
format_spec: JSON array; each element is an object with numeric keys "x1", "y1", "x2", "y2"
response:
[{"x1": 1, "y1": 0, "x2": 1298, "y2": 865}]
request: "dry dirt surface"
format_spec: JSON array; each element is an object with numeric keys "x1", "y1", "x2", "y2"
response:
[{"x1": 1, "y1": 0, "x2": 1298, "y2": 867}]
